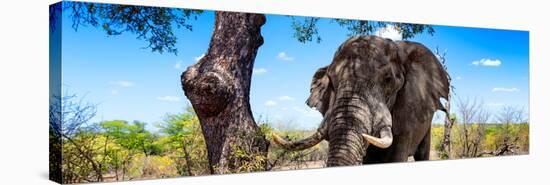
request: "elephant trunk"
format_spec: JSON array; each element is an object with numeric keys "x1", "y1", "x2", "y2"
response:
[
  {"x1": 325, "y1": 95, "x2": 369, "y2": 166},
  {"x1": 326, "y1": 119, "x2": 367, "y2": 166},
  {"x1": 326, "y1": 89, "x2": 393, "y2": 166}
]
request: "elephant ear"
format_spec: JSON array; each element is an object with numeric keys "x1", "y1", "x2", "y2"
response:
[
  {"x1": 392, "y1": 42, "x2": 450, "y2": 133},
  {"x1": 306, "y1": 66, "x2": 333, "y2": 115}
]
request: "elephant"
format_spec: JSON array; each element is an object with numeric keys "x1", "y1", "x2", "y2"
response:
[{"x1": 272, "y1": 35, "x2": 450, "y2": 167}]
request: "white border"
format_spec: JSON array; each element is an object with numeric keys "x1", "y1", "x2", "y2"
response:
[{"x1": 1, "y1": 0, "x2": 548, "y2": 184}]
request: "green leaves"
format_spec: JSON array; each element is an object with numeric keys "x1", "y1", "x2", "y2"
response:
[
  {"x1": 393, "y1": 22, "x2": 435, "y2": 40},
  {"x1": 291, "y1": 17, "x2": 321, "y2": 43},
  {"x1": 100, "y1": 120, "x2": 161, "y2": 155},
  {"x1": 334, "y1": 19, "x2": 382, "y2": 36},
  {"x1": 157, "y1": 108, "x2": 208, "y2": 176}
]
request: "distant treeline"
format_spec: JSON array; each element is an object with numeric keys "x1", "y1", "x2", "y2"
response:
[
  {"x1": 50, "y1": 95, "x2": 528, "y2": 183},
  {"x1": 50, "y1": 96, "x2": 326, "y2": 183},
  {"x1": 431, "y1": 123, "x2": 528, "y2": 159}
]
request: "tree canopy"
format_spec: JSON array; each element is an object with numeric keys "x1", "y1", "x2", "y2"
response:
[
  {"x1": 291, "y1": 17, "x2": 434, "y2": 43},
  {"x1": 100, "y1": 120, "x2": 162, "y2": 156},
  {"x1": 59, "y1": 1, "x2": 434, "y2": 55}
]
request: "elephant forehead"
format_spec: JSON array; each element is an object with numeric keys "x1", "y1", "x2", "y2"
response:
[
  {"x1": 332, "y1": 41, "x2": 391, "y2": 69},
  {"x1": 330, "y1": 56, "x2": 389, "y2": 81},
  {"x1": 335, "y1": 43, "x2": 378, "y2": 60},
  {"x1": 338, "y1": 36, "x2": 390, "y2": 55}
]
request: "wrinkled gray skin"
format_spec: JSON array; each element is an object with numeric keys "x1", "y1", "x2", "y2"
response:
[{"x1": 273, "y1": 35, "x2": 449, "y2": 166}]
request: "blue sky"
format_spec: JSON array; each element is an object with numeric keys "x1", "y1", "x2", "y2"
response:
[{"x1": 57, "y1": 8, "x2": 529, "y2": 130}]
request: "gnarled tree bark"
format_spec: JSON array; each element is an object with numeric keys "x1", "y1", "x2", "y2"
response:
[
  {"x1": 440, "y1": 92, "x2": 454, "y2": 159},
  {"x1": 181, "y1": 12, "x2": 269, "y2": 174},
  {"x1": 436, "y1": 48, "x2": 454, "y2": 159}
]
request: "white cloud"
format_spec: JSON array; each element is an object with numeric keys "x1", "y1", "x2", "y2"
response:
[
  {"x1": 281, "y1": 107, "x2": 288, "y2": 111},
  {"x1": 456, "y1": 76, "x2": 462, "y2": 80},
  {"x1": 293, "y1": 106, "x2": 322, "y2": 118},
  {"x1": 111, "y1": 90, "x2": 119, "y2": 95},
  {"x1": 278, "y1": 96, "x2": 295, "y2": 101},
  {"x1": 194, "y1": 53, "x2": 205, "y2": 62},
  {"x1": 265, "y1": 100, "x2": 277, "y2": 106},
  {"x1": 277, "y1": 52, "x2": 294, "y2": 61},
  {"x1": 253, "y1": 68, "x2": 267, "y2": 75},
  {"x1": 156, "y1": 96, "x2": 181, "y2": 102},
  {"x1": 472, "y1": 59, "x2": 501, "y2": 67},
  {"x1": 174, "y1": 61, "x2": 182, "y2": 69},
  {"x1": 110, "y1": 80, "x2": 135, "y2": 87},
  {"x1": 374, "y1": 25, "x2": 402, "y2": 41},
  {"x1": 492, "y1": 87, "x2": 519, "y2": 92}
]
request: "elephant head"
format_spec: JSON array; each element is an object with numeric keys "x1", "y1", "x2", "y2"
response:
[{"x1": 272, "y1": 35, "x2": 449, "y2": 166}]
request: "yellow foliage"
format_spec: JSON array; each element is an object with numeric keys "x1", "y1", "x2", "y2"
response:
[{"x1": 431, "y1": 123, "x2": 529, "y2": 159}]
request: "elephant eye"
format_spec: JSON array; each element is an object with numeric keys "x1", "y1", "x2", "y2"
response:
[{"x1": 383, "y1": 76, "x2": 392, "y2": 84}]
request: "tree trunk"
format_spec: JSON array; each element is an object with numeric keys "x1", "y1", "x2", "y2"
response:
[
  {"x1": 182, "y1": 141, "x2": 194, "y2": 176},
  {"x1": 462, "y1": 122, "x2": 469, "y2": 157},
  {"x1": 142, "y1": 152, "x2": 149, "y2": 178},
  {"x1": 181, "y1": 11, "x2": 269, "y2": 174},
  {"x1": 115, "y1": 162, "x2": 119, "y2": 181},
  {"x1": 121, "y1": 159, "x2": 128, "y2": 181},
  {"x1": 122, "y1": 165, "x2": 125, "y2": 181},
  {"x1": 440, "y1": 93, "x2": 454, "y2": 159}
]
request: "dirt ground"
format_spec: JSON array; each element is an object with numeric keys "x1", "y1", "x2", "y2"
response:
[
  {"x1": 272, "y1": 160, "x2": 326, "y2": 171},
  {"x1": 274, "y1": 151, "x2": 440, "y2": 171}
]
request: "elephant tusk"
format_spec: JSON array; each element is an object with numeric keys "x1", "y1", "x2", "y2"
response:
[
  {"x1": 362, "y1": 126, "x2": 393, "y2": 148},
  {"x1": 271, "y1": 131, "x2": 324, "y2": 151},
  {"x1": 272, "y1": 133, "x2": 290, "y2": 148}
]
